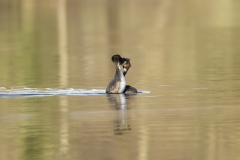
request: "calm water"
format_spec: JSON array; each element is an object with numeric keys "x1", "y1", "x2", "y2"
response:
[{"x1": 1, "y1": 0, "x2": 240, "y2": 160}]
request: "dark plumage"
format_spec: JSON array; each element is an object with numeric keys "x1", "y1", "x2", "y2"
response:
[
  {"x1": 121, "y1": 58, "x2": 138, "y2": 94},
  {"x1": 123, "y1": 85, "x2": 137, "y2": 94},
  {"x1": 112, "y1": 54, "x2": 125, "y2": 65},
  {"x1": 106, "y1": 55, "x2": 126, "y2": 94}
]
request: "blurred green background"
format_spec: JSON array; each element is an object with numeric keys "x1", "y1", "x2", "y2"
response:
[
  {"x1": 1, "y1": 0, "x2": 240, "y2": 160},
  {"x1": 1, "y1": 0, "x2": 240, "y2": 89}
]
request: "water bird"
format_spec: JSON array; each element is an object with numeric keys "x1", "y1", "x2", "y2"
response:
[
  {"x1": 106, "y1": 55, "x2": 126, "y2": 93},
  {"x1": 122, "y1": 58, "x2": 137, "y2": 94}
]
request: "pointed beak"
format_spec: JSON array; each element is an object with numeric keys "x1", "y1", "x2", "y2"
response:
[{"x1": 121, "y1": 61, "x2": 126, "y2": 65}]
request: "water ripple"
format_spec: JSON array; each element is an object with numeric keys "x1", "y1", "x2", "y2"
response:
[{"x1": 0, "y1": 87, "x2": 150, "y2": 98}]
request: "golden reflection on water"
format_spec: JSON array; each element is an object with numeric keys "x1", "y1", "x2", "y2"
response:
[
  {"x1": 0, "y1": 0, "x2": 240, "y2": 160},
  {"x1": 58, "y1": 0, "x2": 69, "y2": 158}
]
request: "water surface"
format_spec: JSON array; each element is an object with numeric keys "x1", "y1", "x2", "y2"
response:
[{"x1": 1, "y1": 0, "x2": 240, "y2": 160}]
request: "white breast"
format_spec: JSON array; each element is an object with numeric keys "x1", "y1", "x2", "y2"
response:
[{"x1": 119, "y1": 72, "x2": 126, "y2": 93}]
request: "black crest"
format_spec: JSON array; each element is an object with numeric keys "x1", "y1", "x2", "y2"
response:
[{"x1": 111, "y1": 54, "x2": 125, "y2": 64}]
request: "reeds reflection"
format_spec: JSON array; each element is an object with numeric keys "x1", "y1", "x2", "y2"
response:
[
  {"x1": 1, "y1": 0, "x2": 240, "y2": 160},
  {"x1": 58, "y1": 0, "x2": 69, "y2": 158}
]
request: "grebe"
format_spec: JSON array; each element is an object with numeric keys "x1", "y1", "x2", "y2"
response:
[
  {"x1": 122, "y1": 58, "x2": 138, "y2": 94},
  {"x1": 106, "y1": 55, "x2": 126, "y2": 93}
]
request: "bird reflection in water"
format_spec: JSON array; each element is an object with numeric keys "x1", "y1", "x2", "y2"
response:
[{"x1": 106, "y1": 94, "x2": 136, "y2": 135}]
